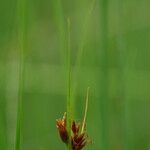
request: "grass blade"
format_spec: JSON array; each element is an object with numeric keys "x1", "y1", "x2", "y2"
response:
[{"x1": 81, "y1": 87, "x2": 90, "y2": 134}]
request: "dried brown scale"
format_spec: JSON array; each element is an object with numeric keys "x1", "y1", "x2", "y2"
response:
[
  {"x1": 72, "y1": 121, "x2": 80, "y2": 135},
  {"x1": 56, "y1": 113, "x2": 89, "y2": 150},
  {"x1": 56, "y1": 113, "x2": 69, "y2": 144},
  {"x1": 71, "y1": 134, "x2": 86, "y2": 150}
]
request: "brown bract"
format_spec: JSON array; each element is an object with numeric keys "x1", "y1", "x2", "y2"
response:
[
  {"x1": 56, "y1": 113, "x2": 88, "y2": 150},
  {"x1": 56, "y1": 112, "x2": 69, "y2": 144}
]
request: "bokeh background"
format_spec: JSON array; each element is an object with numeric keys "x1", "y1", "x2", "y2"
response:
[{"x1": 0, "y1": 0, "x2": 150, "y2": 150}]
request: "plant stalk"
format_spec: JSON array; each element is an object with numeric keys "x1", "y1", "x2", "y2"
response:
[
  {"x1": 15, "y1": 0, "x2": 27, "y2": 149},
  {"x1": 66, "y1": 18, "x2": 72, "y2": 150}
]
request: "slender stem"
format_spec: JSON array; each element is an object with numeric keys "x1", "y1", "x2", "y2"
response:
[
  {"x1": 81, "y1": 87, "x2": 90, "y2": 134},
  {"x1": 15, "y1": 0, "x2": 27, "y2": 149},
  {"x1": 66, "y1": 18, "x2": 72, "y2": 150}
]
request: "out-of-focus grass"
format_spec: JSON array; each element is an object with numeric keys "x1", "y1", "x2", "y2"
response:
[
  {"x1": 51, "y1": 0, "x2": 67, "y2": 65},
  {"x1": 0, "y1": 0, "x2": 150, "y2": 150},
  {"x1": 98, "y1": 0, "x2": 109, "y2": 150}
]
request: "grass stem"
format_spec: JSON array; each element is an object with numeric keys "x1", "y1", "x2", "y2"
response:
[
  {"x1": 66, "y1": 18, "x2": 72, "y2": 150},
  {"x1": 15, "y1": 0, "x2": 27, "y2": 149}
]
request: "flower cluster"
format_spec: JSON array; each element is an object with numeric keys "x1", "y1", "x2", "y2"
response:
[{"x1": 56, "y1": 112, "x2": 88, "y2": 150}]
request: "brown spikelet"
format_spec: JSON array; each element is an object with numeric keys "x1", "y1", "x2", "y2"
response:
[
  {"x1": 56, "y1": 113, "x2": 89, "y2": 150},
  {"x1": 56, "y1": 112, "x2": 69, "y2": 144},
  {"x1": 72, "y1": 121, "x2": 80, "y2": 135},
  {"x1": 71, "y1": 121, "x2": 87, "y2": 150}
]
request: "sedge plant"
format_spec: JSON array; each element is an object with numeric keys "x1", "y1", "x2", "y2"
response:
[
  {"x1": 56, "y1": 87, "x2": 90, "y2": 150},
  {"x1": 55, "y1": 1, "x2": 95, "y2": 150}
]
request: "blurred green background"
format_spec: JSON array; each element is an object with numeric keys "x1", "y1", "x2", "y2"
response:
[{"x1": 0, "y1": 0, "x2": 150, "y2": 150}]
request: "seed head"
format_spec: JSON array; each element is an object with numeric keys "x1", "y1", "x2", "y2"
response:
[
  {"x1": 71, "y1": 121, "x2": 87, "y2": 150},
  {"x1": 56, "y1": 87, "x2": 91, "y2": 150},
  {"x1": 56, "y1": 113, "x2": 89, "y2": 150}
]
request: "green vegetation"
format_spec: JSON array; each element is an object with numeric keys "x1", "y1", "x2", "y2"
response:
[
  {"x1": 0, "y1": 0, "x2": 150, "y2": 150},
  {"x1": 15, "y1": 0, "x2": 27, "y2": 149}
]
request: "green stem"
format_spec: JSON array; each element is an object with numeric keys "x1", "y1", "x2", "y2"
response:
[
  {"x1": 66, "y1": 18, "x2": 72, "y2": 150},
  {"x1": 15, "y1": 0, "x2": 27, "y2": 149}
]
